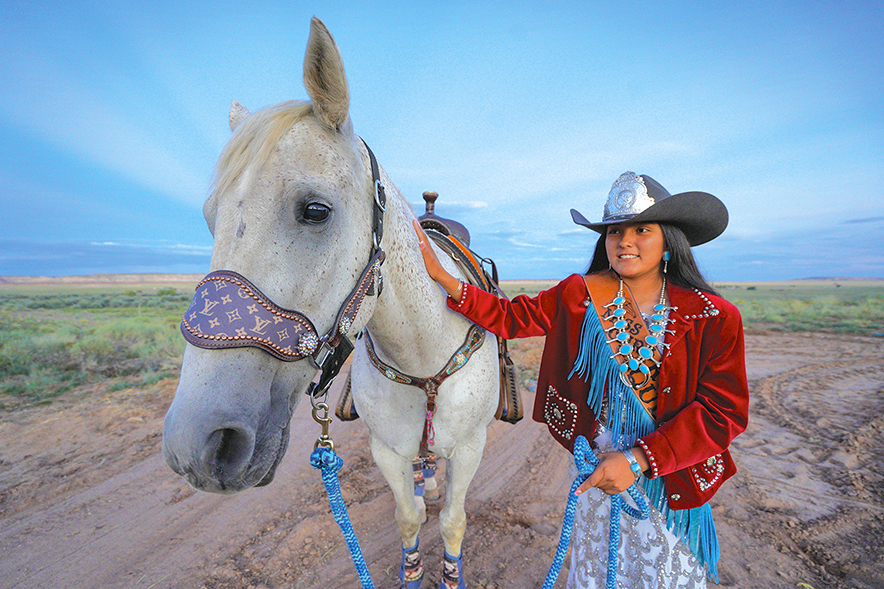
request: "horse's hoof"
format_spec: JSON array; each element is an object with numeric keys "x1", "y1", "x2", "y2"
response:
[
  {"x1": 413, "y1": 496, "x2": 429, "y2": 523},
  {"x1": 440, "y1": 550, "x2": 465, "y2": 589},
  {"x1": 400, "y1": 538, "x2": 423, "y2": 589},
  {"x1": 424, "y1": 486, "x2": 442, "y2": 503}
]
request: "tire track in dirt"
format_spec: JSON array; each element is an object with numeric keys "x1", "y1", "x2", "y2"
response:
[
  {"x1": 2, "y1": 333, "x2": 884, "y2": 589},
  {"x1": 717, "y1": 332, "x2": 884, "y2": 589}
]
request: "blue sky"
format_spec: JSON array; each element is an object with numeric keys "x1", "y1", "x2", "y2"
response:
[{"x1": 1, "y1": 1, "x2": 882, "y2": 281}]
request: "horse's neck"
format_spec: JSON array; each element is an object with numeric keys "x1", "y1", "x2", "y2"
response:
[{"x1": 366, "y1": 184, "x2": 466, "y2": 375}]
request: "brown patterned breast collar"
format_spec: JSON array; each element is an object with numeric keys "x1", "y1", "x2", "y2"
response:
[{"x1": 363, "y1": 324, "x2": 486, "y2": 457}]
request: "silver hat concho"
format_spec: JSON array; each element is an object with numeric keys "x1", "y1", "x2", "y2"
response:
[{"x1": 603, "y1": 172, "x2": 656, "y2": 221}]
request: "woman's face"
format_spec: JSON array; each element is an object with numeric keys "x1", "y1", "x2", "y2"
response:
[{"x1": 605, "y1": 222, "x2": 666, "y2": 282}]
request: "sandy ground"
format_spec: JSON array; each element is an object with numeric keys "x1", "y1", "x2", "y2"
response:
[{"x1": 1, "y1": 331, "x2": 883, "y2": 589}]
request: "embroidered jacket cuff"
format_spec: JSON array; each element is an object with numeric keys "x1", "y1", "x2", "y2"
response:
[
  {"x1": 447, "y1": 281, "x2": 475, "y2": 313},
  {"x1": 636, "y1": 432, "x2": 679, "y2": 478}
]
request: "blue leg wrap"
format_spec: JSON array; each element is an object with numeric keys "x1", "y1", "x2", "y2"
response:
[
  {"x1": 440, "y1": 550, "x2": 465, "y2": 589},
  {"x1": 399, "y1": 538, "x2": 423, "y2": 589}
]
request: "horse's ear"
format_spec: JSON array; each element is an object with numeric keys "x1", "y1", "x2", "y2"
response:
[
  {"x1": 303, "y1": 16, "x2": 350, "y2": 130},
  {"x1": 229, "y1": 101, "x2": 250, "y2": 131}
]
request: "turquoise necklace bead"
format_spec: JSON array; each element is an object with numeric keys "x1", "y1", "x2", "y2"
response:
[{"x1": 602, "y1": 277, "x2": 670, "y2": 388}]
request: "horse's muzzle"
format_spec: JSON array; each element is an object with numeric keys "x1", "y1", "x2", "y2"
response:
[{"x1": 162, "y1": 405, "x2": 289, "y2": 494}]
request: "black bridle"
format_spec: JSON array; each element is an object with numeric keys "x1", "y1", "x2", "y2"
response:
[{"x1": 180, "y1": 139, "x2": 387, "y2": 400}]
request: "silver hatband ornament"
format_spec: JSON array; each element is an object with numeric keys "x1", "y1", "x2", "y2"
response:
[{"x1": 603, "y1": 171, "x2": 656, "y2": 221}]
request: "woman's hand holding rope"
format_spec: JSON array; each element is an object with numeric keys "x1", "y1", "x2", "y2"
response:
[{"x1": 577, "y1": 448, "x2": 651, "y2": 495}]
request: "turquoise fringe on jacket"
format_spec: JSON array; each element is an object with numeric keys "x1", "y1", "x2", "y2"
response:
[{"x1": 568, "y1": 306, "x2": 721, "y2": 582}]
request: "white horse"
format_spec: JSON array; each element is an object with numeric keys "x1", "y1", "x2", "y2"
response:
[{"x1": 161, "y1": 17, "x2": 499, "y2": 589}]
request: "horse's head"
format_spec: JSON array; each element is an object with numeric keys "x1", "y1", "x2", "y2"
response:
[{"x1": 163, "y1": 17, "x2": 383, "y2": 493}]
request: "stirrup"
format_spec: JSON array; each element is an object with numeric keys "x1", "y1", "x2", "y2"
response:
[
  {"x1": 399, "y1": 538, "x2": 423, "y2": 589},
  {"x1": 440, "y1": 550, "x2": 465, "y2": 589}
]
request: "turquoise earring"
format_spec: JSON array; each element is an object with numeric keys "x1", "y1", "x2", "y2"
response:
[{"x1": 663, "y1": 251, "x2": 670, "y2": 274}]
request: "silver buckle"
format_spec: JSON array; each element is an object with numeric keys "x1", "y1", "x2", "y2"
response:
[
  {"x1": 374, "y1": 179, "x2": 387, "y2": 211},
  {"x1": 310, "y1": 338, "x2": 335, "y2": 371}
]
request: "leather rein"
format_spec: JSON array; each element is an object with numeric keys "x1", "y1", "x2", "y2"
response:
[{"x1": 180, "y1": 138, "x2": 387, "y2": 400}]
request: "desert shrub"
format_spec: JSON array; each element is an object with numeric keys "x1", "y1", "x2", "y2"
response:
[
  {"x1": 0, "y1": 295, "x2": 187, "y2": 408},
  {"x1": 724, "y1": 291, "x2": 884, "y2": 334}
]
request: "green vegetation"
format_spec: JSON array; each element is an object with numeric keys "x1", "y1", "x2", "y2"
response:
[
  {"x1": 500, "y1": 280, "x2": 558, "y2": 298},
  {"x1": 0, "y1": 287, "x2": 191, "y2": 409},
  {"x1": 500, "y1": 279, "x2": 884, "y2": 335},
  {"x1": 0, "y1": 278, "x2": 881, "y2": 411},
  {"x1": 716, "y1": 280, "x2": 884, "y2": 334}
]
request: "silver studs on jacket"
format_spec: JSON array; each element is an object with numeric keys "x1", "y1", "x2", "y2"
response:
[{"x1": 685, "y1": 289, "x2": 720, "y2": 320}]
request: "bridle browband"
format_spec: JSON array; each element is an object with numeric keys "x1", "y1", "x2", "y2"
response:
[{"x1": 180, "y1": 138, "x2": 387, "y2": 399}]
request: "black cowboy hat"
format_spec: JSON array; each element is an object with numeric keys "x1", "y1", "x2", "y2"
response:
[{"x1": 571, "y1": 172, "x2": 728, "y2": 246}]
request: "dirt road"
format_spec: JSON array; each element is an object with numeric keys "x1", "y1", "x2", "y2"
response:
[{"x1": 1, "y1": 332, "x2": 882, "y2": 588}]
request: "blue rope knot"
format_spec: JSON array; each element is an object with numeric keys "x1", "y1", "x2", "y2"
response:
[
  {"x1": 543, "y1": 435, "x2": 651, "y2": 589},
  {"x1": 310, "y1": 446, "x2": 343, "y2": 471}
]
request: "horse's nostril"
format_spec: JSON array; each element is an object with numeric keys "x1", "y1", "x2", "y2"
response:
[{"x1": 203, "y1": 426, "x2": 254, "y2": 481}]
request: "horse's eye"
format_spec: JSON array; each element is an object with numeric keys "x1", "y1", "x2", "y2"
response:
[{"x1": 302, "y1": 203, "x2": 330, "y2": 224}]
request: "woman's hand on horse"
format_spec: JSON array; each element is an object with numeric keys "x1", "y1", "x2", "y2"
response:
[
  {"x1": 576, "y1": 451, "x2": 638, "y2": 496},
  {"x1": 412, "y1": 219, "x2": 462, "y2": 298}
]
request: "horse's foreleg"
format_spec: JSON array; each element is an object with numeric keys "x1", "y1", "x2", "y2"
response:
[
  {"x1": 438, "y1": 430, "x2": 486, "y2": 589},
  {"x1": 422, "y1": 453, "x2": 441, "y2": 502},
  {"x1": 369, "y1": 435, "x2": 425, "y2": 587},
  {"x1": 413, "y1": 453, "x2": 440, "y2": 511}
]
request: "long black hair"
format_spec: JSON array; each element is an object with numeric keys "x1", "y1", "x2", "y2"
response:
[{"x1": 585, "y1": 223, "x2": 719, "y2": 296}]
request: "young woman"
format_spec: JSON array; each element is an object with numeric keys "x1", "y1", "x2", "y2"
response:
[{"x1": 413, "y1": 171, "x2": 749, "y2": 587}]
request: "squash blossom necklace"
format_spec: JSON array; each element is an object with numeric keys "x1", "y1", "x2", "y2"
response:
[{"x1": 603, "y1": 276, "x2": 674, "y2": 389}]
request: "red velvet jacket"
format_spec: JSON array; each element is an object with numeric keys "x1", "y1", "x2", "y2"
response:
[{"x1": 448, "y1": 273, "x2": 749, "y2": 510}]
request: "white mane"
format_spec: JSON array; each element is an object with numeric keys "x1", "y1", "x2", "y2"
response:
[{"x1": 211, "y1": 100, "x2": 314, "y2": 199}]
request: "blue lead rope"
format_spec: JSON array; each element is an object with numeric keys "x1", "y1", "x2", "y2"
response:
[
  {"x1": 543, "y1": 436, "x2": 650, "y2": 589},
  {"x1": 310, "y1": 446, "x2": 376, "y2": 589}
]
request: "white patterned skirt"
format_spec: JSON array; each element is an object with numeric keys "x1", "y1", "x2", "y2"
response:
[{"x1": 566, "y1": 435, "x2": 708, "y2": 588}]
